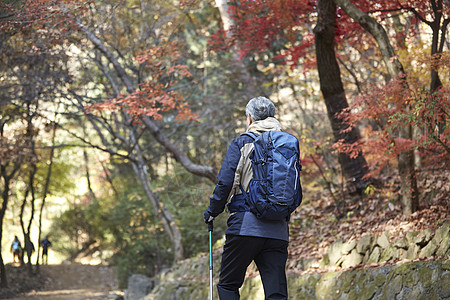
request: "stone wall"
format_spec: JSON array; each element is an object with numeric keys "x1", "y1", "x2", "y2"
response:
[
  {"x1": 319, "y1": 221, "x2": 450, "y2": 270},
  {"x1": 287, "y1": 260, "x2": 450, "y2": 300},
  {"x1": 140, "y1": 221, "x2": 449, "y2": 300},
  {"x1": 144, "y1": 260, "x2": 450, "y2": 300}
]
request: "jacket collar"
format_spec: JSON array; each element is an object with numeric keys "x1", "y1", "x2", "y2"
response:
[{"x1": 246, "y1": 117, "x2": 282, "y2": 134}]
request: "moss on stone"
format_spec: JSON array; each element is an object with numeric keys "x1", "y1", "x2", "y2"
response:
[
  {"x1": 368, "y1": 246, "x2": 381, "y2": 264},
  {"x1": 415, "y1": 228, "x2": 434, "y2": 246},
  {"x1": 338, "y1": 272, "x2": 356, "y2": 293},
  {"x1": 422, "y1": 287, "x2": 440, "y2": 300},
  {"x1": 383, "y1": 275, "x2": 403, "y2": 299},
  {"x1": 402, "y1": 268, "x2": 419, "y2": 288},
  {"x1": 147, "y1": 260, "x2": 450, "y2": 300},
  {"x1": 379, "y1": 245, "x2": 397, "y2": 262},
  {"x1": 357, "y1": 234, "x2": 372, "y2": 254},
  {"x1": 345, "y1": 288, "x2": 358, "y2": 300},
  {"x1": 405, "y1": 231, "x2": 418, "y2": 244},
  {"x1": 419, "y1": 240, "x2": 438, "y2": 258},
  {"x1": 287, "y1": 275, "x2": 319, "y2": 300},
  {"x1": 288, "y1": 273, "x2": 320, "y2": 291},
  {"x1": 418, "y1": 266, "x2": 433, "y2": 288},
  {"x1": 393, "y1": 237, "x2": 408, "y2": 249},
  {"x1": 145, "y1": 224, "x2": 450, "y2": 299},
  {"x1": 362, "y1": 251, "x2": 370, "y2": 264},
  {"x1": 436, "y1": 233, "x2": 450, "y2": 257},
  {"x1": 394, "y1": 260, "x2": 418, "y2": 273},
  {"x1": 442, "y1": 260, "x2": 450, "y2": 270},
  {"x1": 358, "y1": 282, "x2": 376, "y2": 300},
  {"x1": 290, "y1": 290, "x2": 316, "y2": 300},
  {"x1": 319, "y1": 253, "x2": 330, "y2": 267},
  {"x1": 374, "y1": 272, "x2": 386, "y2": 287},
  {"x1": 433, "y1": 222, "x2": 450, "y2": 244},
  {"x1": 406, "y1": 244, "x2": 420, "y2": 260},
  {"x1": 402, "y1": 285, "x2": 423, "y2": 299},
  {"x1": 438, "y1": 272, "x2": 450, "y2": 299},
  {"x1": 316, "y1": 272, "x2": 340, "y2": 299}
]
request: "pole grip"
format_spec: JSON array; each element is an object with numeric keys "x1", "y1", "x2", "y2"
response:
[{"x1": 208, "y1": 221, "x2": 214, "y2": 232}]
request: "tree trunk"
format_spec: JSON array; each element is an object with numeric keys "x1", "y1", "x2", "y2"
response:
[
  {"x1": 0, "y1": 183, "x2": 10, "y2": 288},
  {"x1": 20, "y1": 186, "x2": 36, "y2": 275},
  {"x1": 314, "y1": 0, "x2": 369, "y2": 194},
  {"x1": 127, "y1": 122, "x2": 184, "y2": 261},
  {"x1": 20, "y1": 107, "x2": 38, "y2": 275},
  {"x1": 132, "y1": 162, "x2": 184, "y2": 261},
  {"x1": 0, "y1": 121, "x2": 21, "y2": 287},
  {"x1": 427, "y1": 0, "x2": 447, "y2": 133},
  {"x1": 334, "y1": 0, "x2": 419, "y2": 215},
  {"x1": 36, "y1": 120, "x2": 57, "y2": 269},
  {"x1": 398, "y1": 140, "x2": 419, "y2": 214},
  {"x1": 215, "y1": 0, "x2": 235, "y2": 36},
  {"x1": 428, "y1": 0, "x2": 446, "y2": 94}
]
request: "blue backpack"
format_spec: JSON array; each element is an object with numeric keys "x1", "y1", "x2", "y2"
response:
[
  {"x1": 241, "y1": 131, "x2": 302, "y2": 221},
  {"x1": 12, "y1": 241, "x2": 20, "y2": 250}
]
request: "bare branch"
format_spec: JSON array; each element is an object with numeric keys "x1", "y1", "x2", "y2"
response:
[
  {"x1": 407, "y1": 7, "x2": 433, "y2": 26},
  {"x1": 142, "y1": 116, "x2": 217, "y2": 183},
  {"x1": 439, "y1": 18, "x2": 450, "y2": 52},
  {"x1": 77, "y1": 18, "x2": 217, "y2": 182}
]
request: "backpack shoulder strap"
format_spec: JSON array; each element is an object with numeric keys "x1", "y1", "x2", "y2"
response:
[{"x1": 241, "y1": 131, "x2": 259, "y2": 140}]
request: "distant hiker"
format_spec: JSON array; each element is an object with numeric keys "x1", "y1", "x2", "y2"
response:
[
  {"x1": 23, "y1": 237, "x2": 35, "y2": 264},
  {"x1": 11, "y1": 236, "x2": 22, "y2": 263},
  {"x1": 40, "y1": 235, "x2": 52, "y2": 264},
  {"x1": 204, "y1": 96, "x2": 302, "y2": 299}
]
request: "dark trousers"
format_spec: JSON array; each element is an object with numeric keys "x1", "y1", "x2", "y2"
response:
[{"x1": 217, "y1": 235, "x2": 289, "y2": 300}]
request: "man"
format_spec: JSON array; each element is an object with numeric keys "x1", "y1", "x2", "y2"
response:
[
  {"x1": 41, "y1": 235, "x2": 52, "y2": 264},
  {"x1": 204, "y1": 96, "x2": 302, "y2": 300},
  {"x1": 24, "y1": 237, "x2": 35, "y2": 264},
  {"x1": 11, "y1": 235, "x2": 22, "y2": 263}
]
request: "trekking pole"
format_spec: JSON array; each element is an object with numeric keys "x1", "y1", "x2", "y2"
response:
[{"x1": 208, "y1": 221, "x2": 214, "y2": 300}]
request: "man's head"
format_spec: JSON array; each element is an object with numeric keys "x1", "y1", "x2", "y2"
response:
[{"x1": 245, "y1": 96, "x2": 275, "y2": 122}]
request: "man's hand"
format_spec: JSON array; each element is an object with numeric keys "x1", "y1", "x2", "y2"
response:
[{"x1": 204, "y1": 210, "x2": 215, "y2": 224}]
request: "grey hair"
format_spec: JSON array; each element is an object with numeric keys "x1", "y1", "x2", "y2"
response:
[{"x1": 245, "y1": 96, "x2": 275, "y2": 121}]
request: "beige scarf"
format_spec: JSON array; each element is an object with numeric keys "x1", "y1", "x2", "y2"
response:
[{"x1": 246, "y1": 117, "x2": 282, "y2": 134}]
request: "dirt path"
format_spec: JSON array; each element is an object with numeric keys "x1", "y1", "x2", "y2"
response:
[{"x1": 6, "y1": 264, "x2": 121, "y2": 300}]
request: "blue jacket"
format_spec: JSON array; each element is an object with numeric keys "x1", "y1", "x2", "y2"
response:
[{"x1": 206, "y1": 117, "x2": 301, "y2": 242}]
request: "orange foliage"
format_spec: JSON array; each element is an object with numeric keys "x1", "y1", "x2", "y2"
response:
[
  {"x1": 208, "y1": 0, "x2": 449, "y2": 74},
  {"x1": 334, "y1": 59, "x2": 450, "y2": 178},
  {"x1": 208, "y1": 0, "x2": 316, "y2": 68},
  {"x1": 0, "y1": 0, "x2": 88, "y2": 34},
  {"x1": 91, "y1": 41, "x2": 198, "y2": 122}
]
